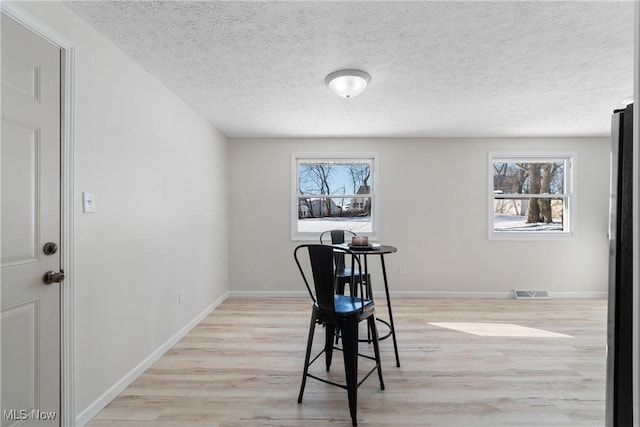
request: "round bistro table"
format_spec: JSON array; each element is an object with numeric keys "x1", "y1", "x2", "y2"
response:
[{"x1": 335, "y1": 243, "x2": 400, "y2": 367}]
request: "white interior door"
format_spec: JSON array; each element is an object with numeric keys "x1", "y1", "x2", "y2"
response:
[{"x1": 1, "y1": 13, "x2": 62, "y2": 427}]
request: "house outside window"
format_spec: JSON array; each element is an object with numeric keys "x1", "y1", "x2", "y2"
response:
[
  {"x1": 292, "y1": 153, "x2": 378, "y2": 240},
  {"x1": 489, "y1": 152, "x2": 576, "y2": 240}
]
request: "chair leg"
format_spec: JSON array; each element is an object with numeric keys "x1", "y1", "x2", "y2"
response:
[
  {"x1": 325, "y1": 322, "x2": 335, "y2": 371},
  {"x1": 334, "y1": 278, "x2": 346, "y2": 345},
  {"x1": 341, "y1": 318, "x2": 359, "y2": 426},
  {"x1": 369, "y1": 316, "x2": 385, "y2": 390},
  {"x1": 334, "y1": 279, "x2": 346, "y2": 345},
  {"x1": 349, "y1": 279, "x2": 357, "y2": 298},
  {"x1": 364, "y1": 275, "x2": 372, "y2": 343},
  {"x1": 365, "y1": 274, "x2": 373, "y2": 299},
  {"x1": 298, "y1": 310, "x2": 317, "y2": 403}
]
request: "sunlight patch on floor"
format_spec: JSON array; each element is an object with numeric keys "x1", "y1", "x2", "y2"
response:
[{"x1": 428, "y1": 322, "x2": 573, "y2": 338}]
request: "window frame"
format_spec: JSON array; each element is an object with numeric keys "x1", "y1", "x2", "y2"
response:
[
  {"x1": 291, "y1": 152, "x2": 379, "y2": 241},
  {"x1": 488, "y1": 151, "x2": 577, "y2": 241}
]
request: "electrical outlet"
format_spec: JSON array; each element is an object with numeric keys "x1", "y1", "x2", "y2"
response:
[
  {"x1": 399, "y1": 265, "x2": 407, "y2": 275},
  {"x1": 178, "y1": 290, "x2": 184, "y2": 305}
]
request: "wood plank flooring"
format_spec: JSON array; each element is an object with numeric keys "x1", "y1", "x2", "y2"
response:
[{"x1": 88, "y1": 298, "x2": 607, "y2": 426}]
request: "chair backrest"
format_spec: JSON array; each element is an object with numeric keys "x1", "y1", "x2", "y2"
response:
[
  {"x1": 294, "y1": 244, "x2": 363, "y2": 312},
  {"x1": 319, "y1": 230, "x2": 357, "y2": 271},
  {"x1": 319, "y1": 229, "x2": 357, "y2": 245}
]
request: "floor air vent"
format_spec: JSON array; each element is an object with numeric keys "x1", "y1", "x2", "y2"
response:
[{"x1": 513, "y1": 290, "x2": 549, "y2": 299}]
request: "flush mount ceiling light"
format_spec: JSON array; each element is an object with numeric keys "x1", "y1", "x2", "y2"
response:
[{"x1": 325, "y1": 69, "x2": 371, "y2": 98}]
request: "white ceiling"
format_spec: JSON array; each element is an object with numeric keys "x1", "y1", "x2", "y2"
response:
[{"x1": 66, "y1": 1, "x2": 634, "y2": 139}]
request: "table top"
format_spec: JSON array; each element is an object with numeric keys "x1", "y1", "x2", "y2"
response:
[{"x1": 333, "y1": 243, "x2": 397, "y2": 255}]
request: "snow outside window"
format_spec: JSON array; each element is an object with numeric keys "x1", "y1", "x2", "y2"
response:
[
  {"x1": 292, "y1": 153, "x2": 378, "y2": 241},
  {"x1": 489, "y1": 152, "x2": 576, "y2": 240}
]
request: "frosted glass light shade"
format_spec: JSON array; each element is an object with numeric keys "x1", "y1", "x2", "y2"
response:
[{"x1": 325, "y1": 70, "x2": 371, "y2": 98}]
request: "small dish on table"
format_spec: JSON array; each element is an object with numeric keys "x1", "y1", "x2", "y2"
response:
[{"x1": 349, "y1": 236, "x2": 374, "y2": 250}]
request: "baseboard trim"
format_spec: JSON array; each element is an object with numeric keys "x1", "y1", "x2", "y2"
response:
[
  {"x1": 547, "y1": 291, "x2": 607, "y2": 299},
  {"x1": 228, "y1": 290, "x2": 308, "y2": 298},
  {"x1": 385, "y1": 291, "x2": 607, "y2": 299},
  {"x1": 228, "y1": 290, "x2": 607, "y2": 299},
  {"x1": 75, "y1": 291, "x2": 228, "y2": 426}
]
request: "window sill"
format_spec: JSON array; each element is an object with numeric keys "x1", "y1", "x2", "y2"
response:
[{"x1": 489, "y1": 231, "x2": 576, "y2": 241}]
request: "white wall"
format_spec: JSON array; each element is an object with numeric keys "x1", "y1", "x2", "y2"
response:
[
  {"x1": 7, "y1": 2, "x2": 229, "y2": 424},
  {"x1": 229, "y1": 137, "x2": 609, "y2": 297}
]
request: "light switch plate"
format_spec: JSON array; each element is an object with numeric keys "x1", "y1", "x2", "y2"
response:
[{"x1": 83, "y1": 192, "x2": 96, "y2": 213}]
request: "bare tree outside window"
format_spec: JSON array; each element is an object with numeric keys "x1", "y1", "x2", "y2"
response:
[
  {"x1": 295, "y1": 157, "x2": 375, "y2": 236},
  {"x1": 298, "y1": 164, "x2": 335, "y2": 218}
]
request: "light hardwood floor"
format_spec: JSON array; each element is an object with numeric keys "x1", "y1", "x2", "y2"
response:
[{"x1": 88, "y1": 298, "x2": 607, "y2": 426}]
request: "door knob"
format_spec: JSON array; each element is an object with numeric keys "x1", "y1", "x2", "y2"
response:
[{"x1": 43, "y1": 271, "x2": 65, "y2": 285}]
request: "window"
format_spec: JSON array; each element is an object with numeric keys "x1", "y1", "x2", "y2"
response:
[
  {"x1": 489, "y1": 152, "x2": 576, "y2": 240},
  {"x1": 292, "y1": 153, "x2": 378, "y2": 240}
]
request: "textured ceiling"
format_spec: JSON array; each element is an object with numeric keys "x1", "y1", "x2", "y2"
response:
[{"x1": 66, "y1": 1, "x2": 634, "y2": 138}]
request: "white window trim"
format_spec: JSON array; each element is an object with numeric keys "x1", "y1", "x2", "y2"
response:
[
  {"x1": 488, "y1": 151, "x2": 577, "y2": 241},
  {"x1": 291, "y1": 152, "x2": 379, "y2": 241}
]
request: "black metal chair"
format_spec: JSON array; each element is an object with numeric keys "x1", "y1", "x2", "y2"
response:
[
  {"x1": 294, "y1": 244, "x2": 384, "y2": 427},
  {"x1": 319, "y1": 229, "x2": 370, "y2": 297}
]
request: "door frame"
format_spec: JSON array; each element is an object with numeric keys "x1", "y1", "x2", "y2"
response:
[{"x1": 1, "y1": 3, "x2": 76, "y2": 426}]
